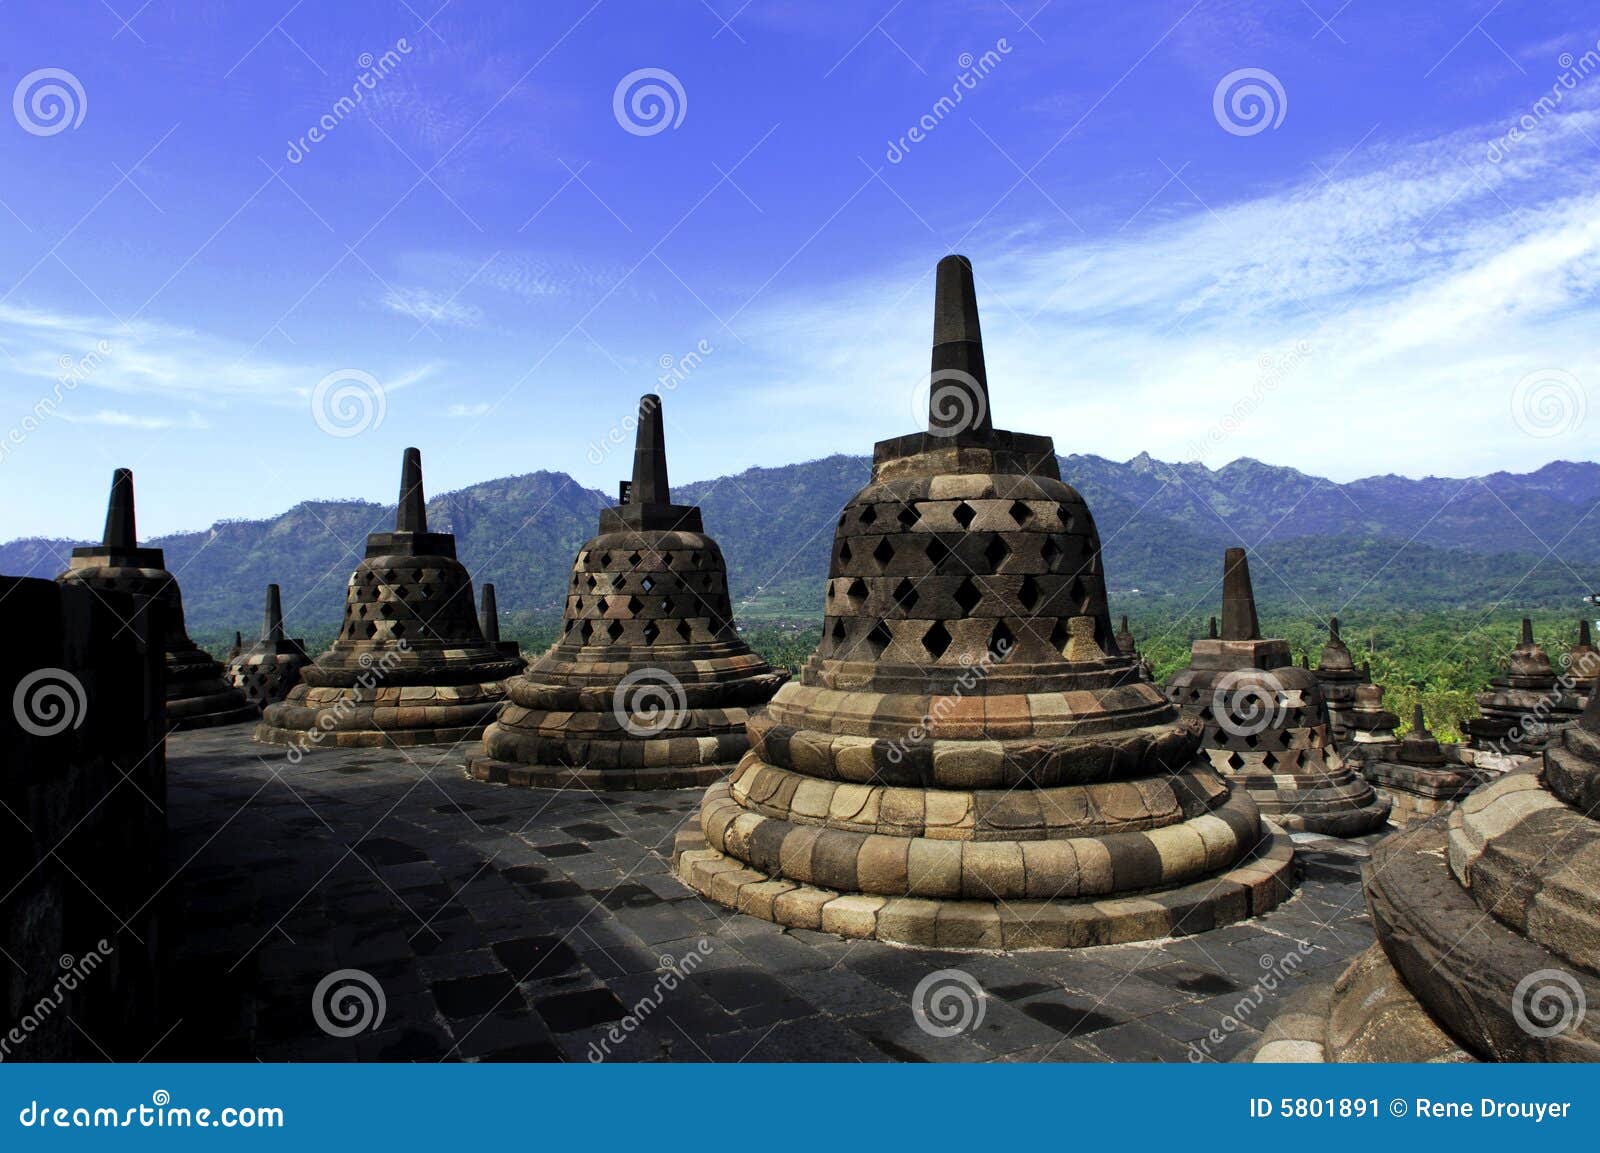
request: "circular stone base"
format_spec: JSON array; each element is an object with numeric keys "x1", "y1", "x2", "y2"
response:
[
  {"x1": 1257, "y1": 798, "x2": 1392, "y2": 838},
  {"x1": 671, "y1": 804, "x2": 1297, "y2": 950},
  {"x1": 465, "y1": 755, "x2": 736, "y2": 791},
  {"x1": 255, "y1": 722, "x2": 490, "y2": 749}
]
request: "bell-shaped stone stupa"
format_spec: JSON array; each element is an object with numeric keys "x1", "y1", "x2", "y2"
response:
[
  {"x1": 59, "y1": 468, "x2": 256, "y2": 730},
  {"x1": 1166, "y1": 550, "x2": 1390, "y2": 837},
  {"x1": 257, "y1": 448, "x2": 521, "y2": 749},
  {"x1": 1465, "y1": 619, "x2": 1583, "y2": 758},
  {"x1": 1251, "y1": 679, "x2": 1600, "y2": 1062},
  {"x1": 225, "y1": 584, "x2": 312, "y2": 707},
  {"x1": 468, "y1": 396, "x2": 787, "y2": 789},
  {"x1": 1312, "y1": 618, "x2": 1371, "y2": 743},
  {"x1": 673, "y1": 256, "x2": 1294, "y2": 949}
]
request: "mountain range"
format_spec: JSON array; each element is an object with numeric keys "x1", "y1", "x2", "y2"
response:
[{"x1": 4, "y1": 454, "x2": 1596, "y2": 639}]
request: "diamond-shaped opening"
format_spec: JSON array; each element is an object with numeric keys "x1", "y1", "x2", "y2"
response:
[
  {"x1": 1041, "y1": 538, "x2": 1061, "y2": 569},
  {"x1": 600, "y1": 553, "x2": 612, "y2": 567},
  {"x1": 629, "y1": 551, "x2": 642, "y2": 566},
  {"x1": 1009, "y1": 500, "x2": 1034, "y2": 526},
  {"x1": 865, "y1": 619, "x2": 893, "y2": 657},
  {"x1": 953, "y1": 577, "x2": 982, "y2": 616},
  {"x1": 391, "y1": 622, "x2": 407, "y2": 639},
  {"x1": 662, "y1": 553, "x2": 676, "y2": 567},
  {"x1": 586, "y1": 574, "x2": 598, "y2": 591},
  {"x1": 1058, "y1": 504, "x2": 1075, "y2": 531},
  {"x1": 1225, "y1": 751, "x2": 1245, "y2": 771},
  {"x1": 579, "y1": 620, "x2": 594, "y2": 644},
  {"x1": 642, "y1": 575, "x2": 656, "y2": 593},
  {"x1": 661, "y1": 597, "x2": 676, "y2": 614},
  {"x1": 1244, "y1": 732, "x2": 1259, "y2": 749},
  {"x1": 872, "y1": 538, "x2": 895, "y2": 567},
  {"x1": 380, "y1": 603, "x2": 394, "y2": 617},
  {"x1": 859, "y1": 504, "x2": 877, "y2": 526},
  {"x1": 1018, "y1": 575, "x2": 1040, "y2": 611},
  {"x1": 925, "y1": 538, "x2": 950, "y2": 567},
  {"x1": 830, "y1": 617, "x2": 847, "y2": 642},
  {"x1": 572, "y1": 574, "x2": 580, "y2": 587},
  {"x1": 595, "y1": 597, "x2": 609, "y2": 614},
  {"x1": 691, "y1": 551, "x2": 704, "y2": 568},
  {"x1": 922, "y1": 620, "x2": 952, "y2": 659},
  {"x1": 1049, "y1": 618, "x2": 1069, "y2": 651},
  {"x1": 677, "y1": 619, "x2": 693, "y2": 642},
  {"x1": 847, "y1": 578, "x2": 868, "y2": 602},
  {"x1": 1262, "y1": 751, "x2": 1278, "y2": 769},
  {"x1": 983, "y1": 534, "x2": 1010, "y2": 569},
  {"x1": 1069, "y1": 576, "x2": 1086, "y2": 607},
  {"x1": 989, "y1": 619, "x2": 1014, "y2": 656},
  {"x1": 893, "y1": 578, "x2": 919, "y2": 611},
  {"x1": 643, "y1": 621, "x2": 660, "y2": 645},
  {"x1": 952, "y1": 501, "x2": 976, "y2": 530},
  {"x1": 606, "y1": 620, "x2": 624, "y2": 642},
  {"x1": 564, "y1": 619, "x2": 575, "y2": 632},
  {"x1": 614, "y1": 576, "x2": 627, "y2": 590},
  {"x1": 839, "y1": 541, "x2": 853, "y2": 563},
  {"x1": 573, "y1": 598, "x2": 583, "y2": 613},
  {"x1": 897, "y1": 503, "x2": 920, "y2": 529},
  {"x1": 626, "y1": 596, "x2": 643, "y2": 615}
]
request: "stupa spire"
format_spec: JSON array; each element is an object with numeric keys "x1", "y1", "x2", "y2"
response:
[
  {"x1": 396, "y1": 447, "x2": 427, "y2": 533},
  {"x1": 480, "y1": 583, "x2": 500, "y2": 644},
  {"x1": 1411, "y1": 702, "x2": 1427, "y2": 735},
  {"x1": 1220, "y1": 548, "x2": 1260, "y2": 641},
  {"x1": 263, "y1": 583, "x2": 285, "y2": 643},
  {"x1": 928, "y1": 254, "x2": 992, "y2": 437},
  {"x1": 102, "y1": 467, "x2": 137, "y2": 550},
  {"x1": 629, "y1": 394, "x2": 670, "y2": 506},
  {"x1": 1520, "y1": 617, "x2": 1534, "y2": 646}
]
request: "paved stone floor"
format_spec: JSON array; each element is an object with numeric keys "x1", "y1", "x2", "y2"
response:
[{"x1": 152, "y1": 723, "x2": 1382, "y2": 1063}]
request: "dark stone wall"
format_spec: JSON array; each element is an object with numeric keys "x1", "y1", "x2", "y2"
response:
[{"x1": 0, "y1": 576, "x2": 167, "y2": 1061}]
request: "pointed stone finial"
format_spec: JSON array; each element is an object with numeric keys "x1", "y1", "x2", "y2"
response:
[
  {"x1": 1411, "y1": 703, "x2": 1427, "y2": 735},
  {"x1": 1302, "y1": 654, "x2": 1310, "y2": 669},
  {"x1": 102, "y1": 467, "x2": 138, "y2": 550},
  {"x1": 480, "y1": 583, "x2": 500, "y2": 643},
  {"x1": 263, "y1": 583, "x2": 285, "y2": 643},
  {"x1": 1220, "y1": 548, "x2": 1260, "y2": 641},
  {"x1": 928, "y1": 255, "x2": 992, "y2": 437},
  {"x1": 1520, "y1": 617, "x2": 1534, "y2": 646},
  {"x1": 396, "y1": 447, "x2": 427, "y2": 533},
  {"x1": 1582, "y1": 619, "x2": 1593, "y2": 646},
  {"x1": 1329, "y1": 616, "x2": 1341, "y2": 643},
  {"x1": 1120, "y1": 615, "x2": 1130, "y2": 632},
  {"x1": 1208, "y1": 616, "x2": 1218, "y2": 639},
  {"x1": 630, "y1": 394, "x2": 670, "y2": 506}
]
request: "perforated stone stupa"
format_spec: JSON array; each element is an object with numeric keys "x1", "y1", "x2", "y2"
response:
[
  {"x1": 672, "y1": 255, "x2": 1294, "y2": 949},
  {"x1": 467, "y1": 396, "x2": 787, "y2": 790},
  {"x1": 1251, "y1": 678, "x2": 1600, "y2": 1062},
  {"x1": 225, "y1": 584, "x2": 312, "y2": 707},
  {"x1": 1166, "y1": 549, "x2": 1389, "y2": 837},
  {"x1": 1465, "y1": 619, "x2": 1583, "y2": 757},
  {"x1": 59, "y1": 468, "x2": 256, "y2": 731},
  {"x1": 257, "y1": 448, "x2": 520, "y2": 749}
]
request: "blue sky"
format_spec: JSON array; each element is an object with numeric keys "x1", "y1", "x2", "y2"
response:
[{"x1": 1, "y1": 0, "x2": 1598, "y2": 539}]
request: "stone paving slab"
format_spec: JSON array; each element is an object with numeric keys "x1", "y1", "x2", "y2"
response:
[{"x1": 148, "y1": 724, "x2": 1384, "y2": 1063}]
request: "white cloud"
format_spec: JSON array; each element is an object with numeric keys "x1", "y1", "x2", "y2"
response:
[
  {"x1": 446, "y1": 402, "x2": 491, "y2": 417},
  {"x1": 59, "y1": 409, "x2": 209, "y2": 430},
  {"x1": 381, "y1": 286, "x2": 484, "y2": 327}
]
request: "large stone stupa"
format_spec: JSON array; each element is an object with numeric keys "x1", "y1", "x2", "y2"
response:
[
  {"x1": 1252, "y1": 679, "x2": 1600, "y2": 1062},
  {"x1": 224, "y1": 584, "x2": 312, "y2": 707},
  {"x1": 59, "y1": 468, "x2": 256, "y2": 731},
  {"x1": 1166, "y1": 550, "x2": 1390, "y2": 837},
  {"x1": 257, "y1": 448, "x2": 521, "y2": 749},
  {"x1": 467, "y1": 396, "x2": 787, "y2": 790},
  {"x1": 672, "y1": 255, "x2": 1294, "y2": 949}
]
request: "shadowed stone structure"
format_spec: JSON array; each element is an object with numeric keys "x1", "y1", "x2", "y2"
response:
[
  {"x1": 257, "y1": 448, "x2": 520, "y2": 749},
  {"x1": 225, "y1": 584, "x2": 312, "y2": 707},
  {"x1": 1355, "y1": 703, "x2": 1489, "y2": 827},
  {"x1": 1344, "y1": 681, "x2": 1398, "y2": 746},
  {"x1": 1166, "y1": 549, "x2": 1389, "y2": 837},
  {"x1": 673, "y1": 256, "x2": 1294, "y2": 949},
  {"x1": 468, "y1": 396, "x2": 787, "y2": 789},
  {"x1": 1312, "y1": 618, "x2": 1370, "y2": 742},
  {"x1": 59, "y1": 469, "x2": 256, "y2": 731},
  {"x1": 1250, "y1": 678, "x2": 1600, "y2": 1062},
  {"x1": 1570, "y1": 619, "x2": 1598, "y2": 707},
  {"x1": 478, "y1": 583, "x2": 522, "y2": 661},
  {"x1": 1465, "y1": 619, "x2": 1583, "y2": 758}
]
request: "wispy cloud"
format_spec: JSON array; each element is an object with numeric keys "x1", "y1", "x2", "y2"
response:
[
  {"x1": 59, "y1": 409, "x2": 210, "y2": 430},
  {"x1": 381, "y1": 287, "x2": 483, "y2": 328},
  {"x1": 446, "y1": 401, "x2": 491, "y2": 417}
]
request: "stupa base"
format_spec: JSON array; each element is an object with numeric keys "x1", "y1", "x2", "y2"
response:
[
  {"x1": 465, "y1": 755, "x2": 737, "y2": 791},
  {"x1": 255, "y1": 682, "x2": 507, "y2": 750},
  {"x1": 671, "y1": 794, "x2": 1296, "y2": 950},
  {"x1": 169, "y1": 695, "x2": 261, "y2": 731},
  {"x1": 1252, "y1": 798, "x2": 1392, "y2": 838}
]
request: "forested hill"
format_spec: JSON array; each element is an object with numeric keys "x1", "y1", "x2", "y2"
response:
[{"x1": 4, "y1": 454, "x2": 1595, "y2": 635}]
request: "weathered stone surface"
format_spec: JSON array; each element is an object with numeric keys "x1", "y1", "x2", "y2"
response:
[
  {"x1": 257, "y1": 449, "x2": 520, "y2": 749},
  {"x1": 225, "y1": 583, "x2": 312, "y2": 707},
  {"x1": 468, "y1": 397, "x2": 786, "y2": 789},
  {"x1": 675, "y1": 256, "x2": 1294, "y2": 948},
  {"x1": 1465, "y1": 619, "x2": 1584, "y2": 756}
]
